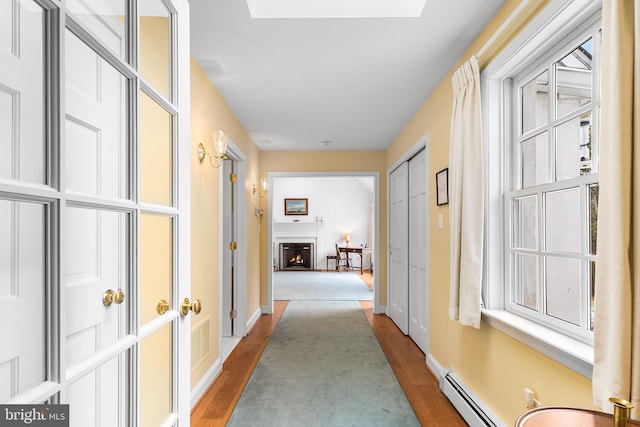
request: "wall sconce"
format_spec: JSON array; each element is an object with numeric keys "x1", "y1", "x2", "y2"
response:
[
  {"x1": 343, "y1": 234, "x2": 351, "y2": 247},
  {"x1": 197, "y1": 129, "x2": 228, "y2": 168},
  {"x1": 252, "y1": 180, "x2": 268, "y2": 198},
  {"x1": 253, "y1": 180, "x2": 267, "y2": 216}
]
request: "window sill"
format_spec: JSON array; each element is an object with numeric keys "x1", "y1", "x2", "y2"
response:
[{"x1": 481, "y1": 309, "x2": 593, "y2": 378}]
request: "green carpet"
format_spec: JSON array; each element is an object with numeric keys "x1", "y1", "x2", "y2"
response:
[
  {"x1": 274, "y1": 271, "x2": 373, "y2": 301},
  {"x1": 226, "y1": 300, "x2": 420, "y2": 426}
]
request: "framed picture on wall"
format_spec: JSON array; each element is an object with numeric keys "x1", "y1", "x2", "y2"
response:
[
  {"x1": 436, "y1": 168, "x2": 449, "y2": 206},
  {"x1": 284, "y1": 198, "x2": 308, "y2": 215}
]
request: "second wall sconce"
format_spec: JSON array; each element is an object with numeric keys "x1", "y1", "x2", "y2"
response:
[
  {"x1": 253, "y1": 180, "x2": 268, "y2": 216},
  {"x1": 252, "y1": 180, "x2": 268, "y2": 198},
  {"x1": 197, "y1": 129, "x2": 228, "y2": 168}
]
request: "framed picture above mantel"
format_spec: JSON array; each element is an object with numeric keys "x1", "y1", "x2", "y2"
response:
[{"x1": 284, "y1": 198, "x2": 308, "y2": 215}]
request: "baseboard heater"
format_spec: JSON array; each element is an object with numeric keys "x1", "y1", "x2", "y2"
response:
[{"x1": 441, "y1": 370, "x2": 504, "y2": 427}]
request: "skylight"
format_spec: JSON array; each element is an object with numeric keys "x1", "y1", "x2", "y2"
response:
[{"x1": 246, "y1": 0, "x2": 428, "y2": 19}]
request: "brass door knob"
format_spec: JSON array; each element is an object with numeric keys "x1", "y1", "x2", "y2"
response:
[
  {"x1": 157, "y1": 299, "x2": 170, "y2": 315},
  {"x1": 103, "y1": 289, "x2": 115, "y2": 306},
  {"x1": 113, "y1": 289, "x2": 125, "y2": 304},
  {"x1": 180, "y1": 298, "x2": 202, "y2": 316},
  {"x1": 103, "y1": 289, "x2": 125, "y2": 306}
]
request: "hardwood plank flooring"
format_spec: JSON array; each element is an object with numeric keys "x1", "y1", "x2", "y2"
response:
[
  {"x1": 360, "y1": 300, "x2": 467, "y2": 426},
  {"x1": 190, "y1": 301, "x2": 288, "y2": 427},
  {"x1": 190, "y1": 273, "x2": 467, "y2": 426}
]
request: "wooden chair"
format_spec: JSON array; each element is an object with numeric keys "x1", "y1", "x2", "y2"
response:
[
  {"x1": 326, "y1": 251, "x2": 338, "y2": 271},
  {"x1": 336, "y1": 243, "x2": 352, "y2": 272}
]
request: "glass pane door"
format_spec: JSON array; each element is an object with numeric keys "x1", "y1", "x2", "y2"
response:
[{"x1": 0, "y1": 1, "x2": 192, "y2": 425}]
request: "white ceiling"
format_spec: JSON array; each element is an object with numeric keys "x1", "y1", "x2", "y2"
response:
[{"x1": 189, "y1": 0, "x2": 505, "y2": 151}]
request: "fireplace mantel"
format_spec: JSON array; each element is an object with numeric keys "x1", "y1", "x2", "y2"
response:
[{"x1": 273, "y1": 222, "x2": 324, "y2": 238}]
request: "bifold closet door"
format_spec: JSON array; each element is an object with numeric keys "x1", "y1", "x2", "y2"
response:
[
  {"x1": 389, "y1": 162, "x2": 409, "y2": 334},
  {"x1": 408, "y1": 150, "x2": 429, "y2": 353}
]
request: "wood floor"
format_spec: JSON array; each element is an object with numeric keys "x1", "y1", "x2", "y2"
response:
[{"x1": 190, "y1": 272, "x2": 467, "y2": 426}]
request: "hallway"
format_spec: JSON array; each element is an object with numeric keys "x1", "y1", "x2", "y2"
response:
[{"x1": 191, "y1": 273, "x2": 467, "y2": 426}]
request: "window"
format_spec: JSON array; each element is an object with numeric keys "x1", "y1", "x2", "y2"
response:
[
  {"x1": 506, "y1": 25, "x2": 601, "y2": 344},
  {"x1": 481, "y1": 0, "x2": 601, "y2": 377}
]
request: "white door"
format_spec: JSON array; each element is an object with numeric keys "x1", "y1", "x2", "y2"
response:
[
  {"x1": 408, "y1": 149, "x2": 429, "y2": 353},
  {"x1": 0, "y1": 1, "x2": 193, "y2": 425},
  {"x1": 221, "y1": 143, "x2": 249, "y2": 348},
  {"x1": 389, "y1": 163, "x2": 409, "y2": 334},
  {"x1": 222, "y1": 159, "x2": 236, "y2": 337},
  {"x1": 0, "y1": 0, "x2": 48, "y2": 404}
]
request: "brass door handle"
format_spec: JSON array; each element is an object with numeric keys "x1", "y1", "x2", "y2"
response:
[
  {"x1": 157, "y1": 299, "x2": 170, "y2": 315},
  {"x1": 103, "y1": 289, "x2": 125, "y2": 306},
  {"x1": 103, "y1": 290, "x2": 115, "y2": 306},
  {"x1": 180, "y1": 298, "x2": 202, "y2": 316},
  {"x1": 113, "y1": 289, "x2": 125, "y2": 304}
]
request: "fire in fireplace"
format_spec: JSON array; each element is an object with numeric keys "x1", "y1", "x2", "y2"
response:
[{"x1": 279, "y1": 243, "x2": 315, "y2": 271}]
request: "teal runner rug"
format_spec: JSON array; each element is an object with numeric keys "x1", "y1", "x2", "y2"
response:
[
  {"x1": 226, "y1": 300, "x2": 420, "y2": 426},
  {"x1": 274, "y1": 271, "x2": 373, "y2": 301}
]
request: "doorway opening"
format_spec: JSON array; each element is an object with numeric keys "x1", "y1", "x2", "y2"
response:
[
  {"x1": 221, "y1": 141, "x2": 249, "y2": 361},
  {"x1": 265, "y1": 172, "x2": 380, "y2": 314}
]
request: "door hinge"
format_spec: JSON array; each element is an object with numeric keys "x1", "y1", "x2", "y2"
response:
[
  {"x1": 230, "y1": 310, "x2": 237, "y2": 319},
  {"x1": 229, "y1": 173, "x2": 237, "y2": 182},
  {"x1": 230, "y1": 241, "x2": 237, "y2": 250}
]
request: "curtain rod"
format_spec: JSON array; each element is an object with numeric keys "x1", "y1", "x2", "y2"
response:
[{"x1": 476, "y1": 0, "x2": 530, "y2": 61}]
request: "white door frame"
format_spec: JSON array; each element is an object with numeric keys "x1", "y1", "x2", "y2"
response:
[
  {"x1": 219, "y1": 140, "x2": 248, "y2": 356},
  {"x1": 264, "y1": 171, "x2": 381, "y2": 314}
]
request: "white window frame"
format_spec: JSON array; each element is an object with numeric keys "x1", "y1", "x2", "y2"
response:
[
  {"x1": 480, "y1": 0, "x2": 601, "y2": 379},
  {"x1": 506, "y1": 23, "x2": 600, "y2": 341}
]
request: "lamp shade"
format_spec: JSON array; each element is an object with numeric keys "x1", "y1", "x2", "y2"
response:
[{"x1": 213, "y1": 129, "x2": 228, "y2": 158}]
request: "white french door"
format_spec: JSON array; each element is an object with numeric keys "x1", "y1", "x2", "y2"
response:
[
  {"x1": 0, "y1": 1, "x2": 192, "y2": 426},
  {"x1": 0, "y1": 0, "x2": 49, "y2": 404}
]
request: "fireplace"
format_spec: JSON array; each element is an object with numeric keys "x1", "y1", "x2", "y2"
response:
[{"x1": 279, "y1": 243, "x2": 315, "y2": 271}]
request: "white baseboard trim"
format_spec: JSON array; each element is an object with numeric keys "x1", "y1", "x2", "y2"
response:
[
  {"x1": 426, "y1": 353, "x2": 447, "y2": 386},
  {"x1": 246, "y1": 307, "x2": 262, "y2": 333},
  {"x1": 190, "y1": 307, "x2": 263, "y2": 410},
  {"x1": 427, "y1": 353, "x2": 505, "y2": 427},
  {"x1": 190, "y1": 356, "x2": 222, "y2": 409},
  {"x1": 222, "y1": 336, "x2": 242, "y2": 362},
  {"x1": 374, "y1": 304, "x2": 386, "y2": 315}
]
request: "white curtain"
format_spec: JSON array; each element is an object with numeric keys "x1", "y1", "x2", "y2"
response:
[
  {"x1": 448, "y1": 55, "x2": 484, "y2": 329},
  {"x1": 593, "y1": 0, "x2": 640, "y2": 417}
]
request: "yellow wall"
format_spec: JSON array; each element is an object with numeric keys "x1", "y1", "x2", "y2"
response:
[
  {"x1": 386, "y1": 0, "x2": 595, "y2": 424},
  {"x1": 190, "y1": 56, "x2": 262, "y2": 385},
  {"x1": 259, "y1": 151, "x2": 387, "y2": 305}
]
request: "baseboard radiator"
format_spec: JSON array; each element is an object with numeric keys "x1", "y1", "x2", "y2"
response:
[{"x1": 440, "y1": 370, "x2": 504, "y2": 427}]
